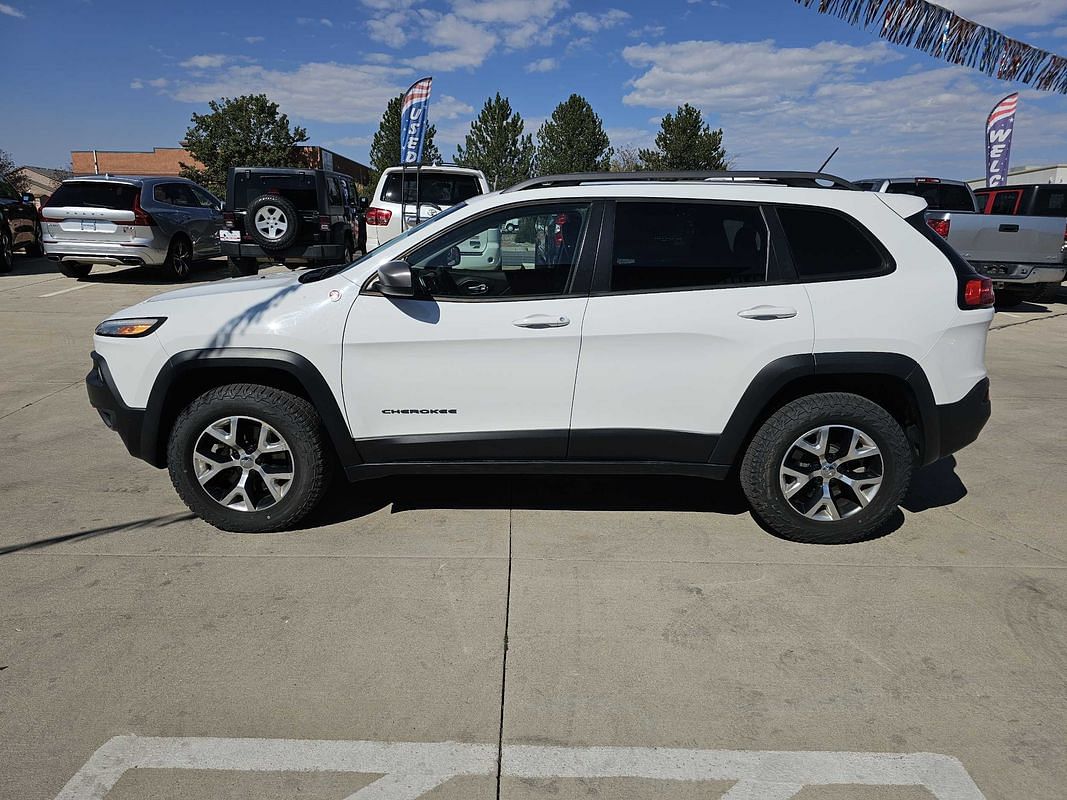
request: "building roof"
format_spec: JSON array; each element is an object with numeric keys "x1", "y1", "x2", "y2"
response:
[{"x1": 20, "y1": 166, "x2": 73, "y2": 181}]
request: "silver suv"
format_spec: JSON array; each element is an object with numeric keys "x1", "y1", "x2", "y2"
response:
[{"x1": 41, "y1": 175, "x2": 223, "y2": 280}]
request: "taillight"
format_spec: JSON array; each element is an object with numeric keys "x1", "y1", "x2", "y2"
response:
[
  {"x1": 365, "y1": 207, "x2": 392, "y2": 226},
  {"x1": 927, "y1": 217, "x2": 950, "y2": 238},
  {"x1": 961, "y1": 276, "x2": 995, "y2": 309},
  {"x1": 319, "y1": 215, "x2": 330, "y2": 232},
  {"x1": 223, "y1": 211, "x2": 235, "y2": 228},
  {"x1": 132, "y1": 192, "x2": 154, "y2": 227}
]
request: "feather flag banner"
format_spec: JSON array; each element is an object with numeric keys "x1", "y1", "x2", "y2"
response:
[{"x1": 794, "y1": 0, "x2": 1067, "y2": 94}]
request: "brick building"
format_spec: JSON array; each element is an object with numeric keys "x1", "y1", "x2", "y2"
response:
[{"x1": 71, "y1": 146, "x2": 371, "y2": 186}]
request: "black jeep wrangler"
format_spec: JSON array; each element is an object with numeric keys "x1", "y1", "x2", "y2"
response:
[{"x1": 221, "y1": 167, "x2": 367, "y2": 276}]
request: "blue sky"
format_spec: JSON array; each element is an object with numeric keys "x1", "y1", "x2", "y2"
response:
[{"x1": 2, "y1": 0, "x2": 1066, "y2": 180}]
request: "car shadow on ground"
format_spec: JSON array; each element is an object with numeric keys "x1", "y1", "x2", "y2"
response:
[
  {"x1": 80, "y1": 259, "x2": 237, "y2": 287},
  {"x1": 4, "y1": 255, "x2": 62, "y2": 277}
]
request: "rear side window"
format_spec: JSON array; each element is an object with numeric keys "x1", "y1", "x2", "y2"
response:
[
  {"x1": 48, "y1": 182, "x2": 137, "y2": 210},
  {"x1": 609, "y1": 202, "x2": 769, "y2": 292},
  {"x1": 381, "y1": 173, "x2": 482, "y2": 205},
  {"x1": 1033, "y1": 187, "x2": 1067, "y2": 215},
  {"x1": 777, "y1": 206, "x2": 887, "y2": 280},
  {"x1": 327, "y1": 177, "x2": 342, "y2": 206},
  {"x1": 989, "y1": 190, "x2": 1020, "y2": 215},
  {"x1": 886, "y1": 181, "x2": 974, "y2": 211}
]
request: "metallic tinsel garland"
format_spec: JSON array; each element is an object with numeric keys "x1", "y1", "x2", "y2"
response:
[{"x1": 794, "y1": 0, "x2": 1067, "y2": 93}]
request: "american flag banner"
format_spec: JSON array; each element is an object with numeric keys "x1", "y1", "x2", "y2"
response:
[
  {"x1": 986, "y1": 93, "x2": 1018, "y2": 188},
  {"x1": 400, "y1": 77, "x2": 433, "y2": 165}
]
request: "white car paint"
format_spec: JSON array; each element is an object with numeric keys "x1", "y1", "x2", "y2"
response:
[{"x1": 94, "y1": 179, "x2": 992, "y2": 449}]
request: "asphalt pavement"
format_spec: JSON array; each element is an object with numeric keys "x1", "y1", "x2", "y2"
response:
[{"x1": 1, "y1": 255, "x2": 1065, "y2": 799}]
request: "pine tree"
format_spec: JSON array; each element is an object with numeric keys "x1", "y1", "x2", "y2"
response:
[
  {"x1": 368, "y1": 95, "x2": 441, "y2": 186},
  {"x1": 180, "y1": 95, "x2": 309, "y2": 196},
  {"x1": 639, "y1": 104, "x2": 728, "y2": 171},
  {"x1": 455, "y1": 93, "x2": 535, "y2": 191},
  {"x1": 535, "y1": 94, "x2": 612, "y2": 175}
]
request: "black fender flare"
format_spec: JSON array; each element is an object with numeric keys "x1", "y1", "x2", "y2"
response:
[
  {"x1": 141, "y1": 348, "x2": 360, "y2": 468},
  {"x1": 708, "y1": 352, "x2": 940, "y2": 469}
]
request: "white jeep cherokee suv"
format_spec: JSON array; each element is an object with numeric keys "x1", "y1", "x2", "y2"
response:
[{"x1": 86, "y1": 172, "x2": 994, "y2": 544}]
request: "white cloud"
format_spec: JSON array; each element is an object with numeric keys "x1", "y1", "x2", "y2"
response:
[
  {"x1": 936, "y1": 0, "x2": 1066, "y2": 27},
  {"x1": 623, "y1": 39, "x2": 902, "y2": 111},
  {"x1": 130, "y1": 79, "x2": 144, "y2": 90},
  {"x1": 297, "y1": 17, "x2": 334, "y2": 27},
  {"x1": 409, "y1": 13, "x2": 498, "y2": 70},
  {"x1": 367, "y1": 11, "x2": 411, "y2": 46},
  {"x1": 573, "y1": 9, "x2": 630, "y2": 33},
  {"x1": 130, "y1": 77, "x2": 170, "y2": 90},
  {"x1": 526, "y1": 57, "x2": 558, "y2": 73},
  {"x1": 1053, "y1": 25, "x2": 1067, "y2": 37},
  {"x1": 628, "y1": 25, "x2": 665, "y2": 39},
  {"x1": 180, "y1": 53, "x2": 230, "y2": 69},
  {"x1": 0, "y1": 3, "x2": 24, "y2": 18},
  {"x1": 244, "y1": 36, "x2": 264, "y2": 44}
]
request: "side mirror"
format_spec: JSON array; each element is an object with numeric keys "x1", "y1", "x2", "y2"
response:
[
  {"x1": 21, "y1": 193, "x2": 33, "y2": 204},
  {"x1": 377, "y1": 260, "x2": 415, "y2": 297}
]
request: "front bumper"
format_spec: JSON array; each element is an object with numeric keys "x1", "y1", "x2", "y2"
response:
[
  {"x1": 972, "y1": 263, "x2": 1066, "y2": 286},
  {"x1": 221, "y1": 242, "x2": 346, "y2": 262},
  {"x1": 43, "y1": 238, "x2": 168, "y2": 267},
  {"x1": 935, "y1": 378, "x2": 991, "y2": 460},
  {"x1": 86, "y1": 352, "x2": 149, "y2": 462}
]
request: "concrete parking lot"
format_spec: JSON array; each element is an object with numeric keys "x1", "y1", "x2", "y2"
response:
[{"x1": 1, "y1": 254, "x2": 1065, "y2": 799}]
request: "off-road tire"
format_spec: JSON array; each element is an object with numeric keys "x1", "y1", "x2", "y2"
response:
[
  {"x1": 167, "y1": 384, "x2": 329, "y2": 533},
  {"x1": 740, "y1": 392, "x2": 914, "y2": 544},
  {"x1": 229, "y1": 256, "x2": 259, "y2": 277},
  {"x1": 247, "y1": 194, "x2": 299, "y2": 251},
  {"x1": 58, "y1": 261, "x2": 92, "y2": 279},
  {"x1": 164, "y1": 235, "x2": 193, "y2": 281}
]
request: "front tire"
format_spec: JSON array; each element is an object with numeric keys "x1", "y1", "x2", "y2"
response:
[
  {"x1": 740, "y1": 393, "x2": 914, "y2": 544},
  {"x1": 0, "y1": 227, "x2": 13, "y2": 273},
  {"x1": 167, "y1": 384, "x2": 329, "y2": 533}
]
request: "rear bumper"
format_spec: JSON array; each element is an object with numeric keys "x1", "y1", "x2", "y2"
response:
[
  {"x1": 935, "y1": 378, "x2": 990, "y2": 460},
  {"x1": 221, "y1": 242, "x2": 346, "y2": 262},
  {"x1": 43, "y1": 237, "x2": 168, "y2": 267},
  {"x1": 86, "y1": 352, "x2": 150, "y2": 463},
  {"x1": 972, "y1": 263, "x2": 1066, "y2": 285}
]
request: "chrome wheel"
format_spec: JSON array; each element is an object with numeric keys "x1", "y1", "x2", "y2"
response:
[
  {"x1": 254, "y1": 205, "x2": 289, "y2": 241},
  {"x1": 192, "y1": 416, "x2": 294, "y2": 512},
  {"x1": 779, "y1": 425, "x2": 883, "y2": 521},
  {"x1": 172, "y1": 238, "x2": 191, "y2": 277}
]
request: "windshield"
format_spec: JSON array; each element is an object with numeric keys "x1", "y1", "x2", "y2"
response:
[
  {"x1": 341, "y1": 202, "x2": 469, "y2": 273},
  {"x1": 380, "y1": 173, "x2": 482, "y2": 205},
  {"x1": 886, "y1": 181, "x2": 975, "y2": 211}
]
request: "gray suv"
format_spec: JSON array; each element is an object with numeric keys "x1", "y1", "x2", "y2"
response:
[{"x1": 41, "y1": 175, "x2": 223, "y2": 280}]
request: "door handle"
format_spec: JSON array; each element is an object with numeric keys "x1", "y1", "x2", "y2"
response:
[
  {"x1": 513, "y1": 314, "x2": 570, "y2": 329},
  {"x1": 998, "y1": 223, "x2": 1019, "y2": 233},
  {"x1": 737, "y1": 305, "x2": 798, "y2": 320}
]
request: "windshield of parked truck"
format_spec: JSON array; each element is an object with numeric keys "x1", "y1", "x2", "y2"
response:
[{"x1": 381, "y1": 172, "x2": 482, "y2": 205}]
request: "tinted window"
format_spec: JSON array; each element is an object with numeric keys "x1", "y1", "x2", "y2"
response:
[
  {"x1": 381, "y1": 172, "x2": 482, "y2": 205},
  {"x1": 989, "y1": 191, "x2": 1020, "y2": 215},
  {"x1": 232, "y1": 172, "x2": 316, "y2": 211},
  {"x1": 190, "y1": 185, "x2": 219, "y2": 209},
  {"x1": 48, "y1": 181, "x2": 138, "y2": 210},
  {"x1": 610, "y1": 202, "x2": 769, "y2": 292},
  {"x1": 1033, "y1": 187, "x2": 1067, "y2": 215},
  {"x1": 777, "y1": 206, "x2": 886, "y2": 279},
  {"x1": 327, "y1": 177, "x2": 342, "y2": 206},
  {"x1": 886, "y1": 181, "x2": 975, "y2": 211},
  {"x1": 407, "y1": 203, "x2": 589, "y2": 299}
]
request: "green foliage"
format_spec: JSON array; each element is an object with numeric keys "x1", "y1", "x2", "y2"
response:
[
  {"x1": 535, "y1": 94, "x2": 612, "y2": 175},
  {"x1": 368, "y1": 95, "x2": 441, "y2": 187},
  {"x1": 455, "y1": 93, "x2": 535, "y2": 191},
  {"x1": 0, "y1": 149, "x2": 28, "y2": 193},
  {"x1": 639, "y1": 104, "x2": 728, "y2": 171},
  {"x1": 179, "y1": 94, "x2": 310, "y2": 195}
]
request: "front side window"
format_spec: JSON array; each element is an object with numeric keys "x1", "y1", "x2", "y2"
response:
[
  {"x1": 610, "y1": 202, "x2": 769, "y2": 292},
  {"x1": 406, "y1": 203, "x2": 590, "y2": 299},
  {"x1": 777, "y1": 206, "x2": 888, "y2": 280}
]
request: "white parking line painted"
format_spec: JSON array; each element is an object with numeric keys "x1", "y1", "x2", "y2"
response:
[
  {"x1": 38, "y1": 283, "x2": 95, "y2": 298},
  {"x1": 54, "y1": 736, "x2": 986, "y2": 800}
]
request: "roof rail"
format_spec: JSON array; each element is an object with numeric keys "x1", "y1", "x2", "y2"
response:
[{"x1": 503, "y1": 171, "x2": 859, "y2": 193}]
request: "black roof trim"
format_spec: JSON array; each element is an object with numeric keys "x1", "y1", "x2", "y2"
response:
[{"x1": 503, "y1": 171, "x2": 860, "y2": 193}]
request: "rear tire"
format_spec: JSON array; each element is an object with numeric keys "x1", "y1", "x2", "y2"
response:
[
  {"x1": 58, "y1": 261, "x2": 92, "y2": 279},
  {"x1": 164, "y1": 235, "x2": 193, "y2": 281},
  {"x1": 229, "y1": 256, "x2": 259, "y2": 277},
  {"x1": 740, "y1": 392, "x2": 914, "y2": 544},
  {"x1": 247, "y1": 194, "x2": 299, "y2": 251},
  {"x1": 167, "y1": 384, "x2": 329, "y2": 533}
]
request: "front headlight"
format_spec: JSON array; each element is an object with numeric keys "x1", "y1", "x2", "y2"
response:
[{"x1": 95, "y1": 317, "x2": 166, "y2": 337}]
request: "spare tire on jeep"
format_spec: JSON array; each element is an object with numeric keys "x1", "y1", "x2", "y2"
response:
[{"x1": 247, "y1": 194, "x2": 299, "y2": 251}]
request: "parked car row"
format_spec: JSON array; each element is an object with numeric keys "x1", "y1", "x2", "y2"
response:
[
  {"x1": 0, "y1": 177, "x2": 43, "y2": 272},
  {"x1": 856, "y1": 176, "x2": 1067, "y2": 307}
]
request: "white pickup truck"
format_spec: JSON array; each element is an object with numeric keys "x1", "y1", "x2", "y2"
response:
[{"x1": 857, "y1": 177, "x2": 1066, "y2": 306}]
